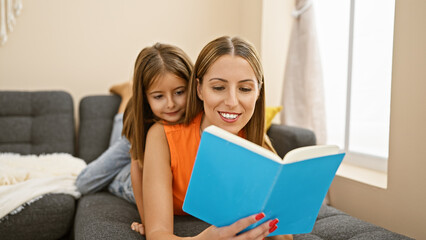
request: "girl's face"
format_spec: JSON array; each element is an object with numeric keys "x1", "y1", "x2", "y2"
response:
[
  {"x1": 197, "y1": 55, "x2": 260, "y2": 135},
  {"x1": 146, "y1": 73, "x2": 187, "y2": 123}
]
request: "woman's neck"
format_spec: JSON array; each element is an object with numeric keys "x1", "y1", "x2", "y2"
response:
[{"x1": 199, "y1": 113, "x2": 208, "y2": 135}]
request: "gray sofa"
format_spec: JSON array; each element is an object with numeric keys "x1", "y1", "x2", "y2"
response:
[
  {"x1": 0, "y1": 91, "x2": 76, "y2": 240},
  {"x1": 0, "y1": 91, "x2": 413, "y2": 240}
]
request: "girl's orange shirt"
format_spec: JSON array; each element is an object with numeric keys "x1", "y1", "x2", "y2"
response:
[
  {"x1": 164, "y1": 112, "x2": 245, "y2": 215},
  {"x1": 163, "y1": 113, "x2": 203, "y2": 215}
]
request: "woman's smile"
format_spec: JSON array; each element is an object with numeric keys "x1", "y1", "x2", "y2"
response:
[{"x1": 218, "y1": 111, "x2": 241, "y2": 123}]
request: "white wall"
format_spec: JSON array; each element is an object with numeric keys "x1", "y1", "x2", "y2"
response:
[
  {"x1": 0, "y1": 0, "x2": 262, "y2": 120},
  {"x1": 261, "y1": 0, "x2": 294, "y2": 111}
]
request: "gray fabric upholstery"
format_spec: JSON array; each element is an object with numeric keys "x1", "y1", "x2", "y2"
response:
[
  {"x1": 74, "y1": 193, "x2": 211, "y2": 240},
  {"x1": 0, "y1": 194, "x2": 75, "y2": 240},
  {"x1": 0, "y1": 91, "x2": 75, "y2": 155},
  {"x1": 75, "y1": 95, "x2": 142, "y2": 239},
  {"x1": 267, "y1": 124, "x2": 319, "y2": 236},
  {"x1": 0, "y1": 91, "x2": 76, "y2": 240},
  {"x1": 173, "y1": 215, "x2": 211, "y2": 237},
  {"x1": 294, "y1": 204, "x2": 413, "y2": 240},
  {"x1": 268, "y1": 124, "x2": 317, "y2": 158},
  {"x1": 74, "y1": 192, "x2": 142, "y2": 240},
  {"x1": 78, "y1": 95, "x2": 120, "y2": 163}
]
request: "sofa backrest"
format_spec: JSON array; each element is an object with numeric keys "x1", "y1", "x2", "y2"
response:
[
  {"x1": 78, "y1": 95, "x2": 120, "y2": 163},
  {"x1": 0, "y1": 91, "x2": 75, "y2": 155}
]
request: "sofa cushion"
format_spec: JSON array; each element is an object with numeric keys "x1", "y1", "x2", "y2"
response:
[
  {"x1": 0, "y1": 194, "x2": 75, "y2": 240},
  {"x1": 0, "y1": 91, "x2": 75, "y2": 155},
  {"x1": 293, "y1": 204, "x2": 413, "y2": 240},
  {"x1": 74, "y1": 192, "x2": 211, "y2": 240},
  {"x1": 74, "y1": 192, "x2": 144, "y2": 240},
  {"x1": 174, "y1": 215, "x2": 211, "y2": 237},
  {"x1": 267, "y1": 124, "x2": 317, "y2": 158},
  {"x1": 78, "y1": 95, "x2": 120, "y2": 163}
]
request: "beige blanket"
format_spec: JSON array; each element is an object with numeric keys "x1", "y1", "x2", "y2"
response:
[{"x1": 0, "y1": 153, "x2": 87, "y2": 219}]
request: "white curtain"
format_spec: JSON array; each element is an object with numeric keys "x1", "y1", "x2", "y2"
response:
[
  {"x1": 281, "y1": 0, "x2": 327, "y2": 144},
  {"x1": 0, "y1": 0, "x2": 22, "y2": 45}
]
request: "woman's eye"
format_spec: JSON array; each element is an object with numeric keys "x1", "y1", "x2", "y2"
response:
[
  {"x1": 153, "y1": 95, "x2": 163, "y2": 100},
  {"x1": 212, "y1": 86, "x2": 225, "y2": 91},
  {"x1": 240, "y1": 87, "x2": 252, "y2": 92}
]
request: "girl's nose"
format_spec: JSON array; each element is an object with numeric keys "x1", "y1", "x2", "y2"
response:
[{"x1": 167, "y1": 95, "x2": 175, "y2": 109}]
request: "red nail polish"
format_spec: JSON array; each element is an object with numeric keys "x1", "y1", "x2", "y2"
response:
[
  {"x1": 255, "y1": 213, "x2": 265, "y2": 221},
  {"x1": 269, "y1": 225, "x2": 278, "y2": 233},
  {"x1": 269, "y1": 218, "x2": 279, "y2": 227}
]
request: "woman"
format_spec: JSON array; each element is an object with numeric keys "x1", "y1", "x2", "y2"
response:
[{"x1": 140, "y1": 36, "x2": 292, "y2": 240}]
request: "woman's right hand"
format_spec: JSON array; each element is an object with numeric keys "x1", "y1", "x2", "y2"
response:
[{"x1": 196, "y1": 213, "x2": 278, "y2": 240}]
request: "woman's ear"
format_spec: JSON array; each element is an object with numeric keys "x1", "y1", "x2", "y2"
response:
[{"x1": 196, "y1": 78, "x2": 203, "y2": 101}]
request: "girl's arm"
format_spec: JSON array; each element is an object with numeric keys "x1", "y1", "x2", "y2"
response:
[
  {"x1": 143, "y1": 123, "x2": 177, "y2": 239},
  {"x1": 130, "y1": 157, "x2": 145, "y2": 234},
  {"x1": 143, "y1": 123, "x2": 278, "y2": 240}
]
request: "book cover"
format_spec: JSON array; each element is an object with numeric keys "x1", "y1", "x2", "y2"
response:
[{"x1": 182, "y1": 125, "x2": 345, "y2": 236}]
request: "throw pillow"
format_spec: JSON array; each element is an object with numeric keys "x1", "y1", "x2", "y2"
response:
[{"x1": 265, "y1": 106, "x2": 283, "y2": 130}]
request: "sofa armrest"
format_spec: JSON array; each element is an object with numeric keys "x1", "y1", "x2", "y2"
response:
[{"x1": 267, "y1": 124, "x2": 317, "y2": 159}]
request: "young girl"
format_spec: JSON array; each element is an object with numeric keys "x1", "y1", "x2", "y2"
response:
[
  {"x1": 139, "y1": 36, "x2": 293, "y2": 240},
  {"x1": 75, "y1": 42, "x2": 193, "y2": 235}
]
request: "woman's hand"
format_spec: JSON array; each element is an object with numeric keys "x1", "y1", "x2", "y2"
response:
[
  {"x1": 196, "y1": 213, "x2": 278, "y2": 240},
  {"x1": 131, "y1": 221, "x2": 145, "y2": 235}
]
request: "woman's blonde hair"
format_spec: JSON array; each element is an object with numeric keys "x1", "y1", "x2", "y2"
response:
[
  {"x1": 185, "y1": 36, "x2": 267, "y2": 147},
  {"x1": 130, "y1": 43, "x2": 193, "y2": 165}
]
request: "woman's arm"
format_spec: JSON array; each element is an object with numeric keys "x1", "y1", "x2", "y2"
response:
[
  {"x1": 130, "y1": 157, "x2": 145, "y2": 234},
  {"x1": 143, "y1": 124, "x2": 279, "y2": 240}
]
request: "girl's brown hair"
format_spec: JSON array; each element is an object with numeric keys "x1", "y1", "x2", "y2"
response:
[
  {"x1": 185, "y1": 36, "x2": 268, "y2": 148},
  {"x1": 130, "y1": 43, "x2": 193, "y2": 165},
  {"x1": 122, "y1": 97, "x2": 136, "y2": 158}
]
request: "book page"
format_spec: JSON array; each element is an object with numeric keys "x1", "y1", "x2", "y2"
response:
[
  {"x1": 205, "y1": 126, "x2": 283, "y2": 163},
  {"x1": 282, "y1": 145, "x2": 339, "y2": 164}
]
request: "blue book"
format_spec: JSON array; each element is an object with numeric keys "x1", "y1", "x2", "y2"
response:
[{"x1": 182, "y1": 125, "x2": 345, "y2": 236}]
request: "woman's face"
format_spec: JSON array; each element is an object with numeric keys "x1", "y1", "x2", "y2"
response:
[
  {"x1": 197, "y1": 55, "x2": 260, "y2": 135},
  {"x1": 146, "y1": 73, "x2": 187, "y2": 123}
]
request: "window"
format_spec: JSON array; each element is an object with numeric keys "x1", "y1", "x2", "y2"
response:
[{"x1": 314, "y1": 0, "x2": 396, "y2": 172}]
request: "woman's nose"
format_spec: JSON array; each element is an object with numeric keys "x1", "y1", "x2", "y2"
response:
[{"x1": 224, "y1": 90, "x2": 238, "y2": 107}]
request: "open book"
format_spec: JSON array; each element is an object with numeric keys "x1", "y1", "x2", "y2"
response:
[{"x1": 182, "y1": 125, "x2": 345, "y2": 236}]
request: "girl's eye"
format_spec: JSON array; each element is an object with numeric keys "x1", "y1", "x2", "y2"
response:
[
  {"x1": 153, "y1": 95, "x2": 163, "y2": 100},
  {"x1": 175, "y1": 89, "x2": 185, "y2": 95}
]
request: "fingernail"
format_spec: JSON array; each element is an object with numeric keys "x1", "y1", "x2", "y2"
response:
[
  {"x1": 255, "y1": 213, "x2": 265, "y2": 221},
  {"x1": 131, "y1": 226, "x2": 135, "y2": 230},
  {"x1": 269, "y1": 224, "x2": 278, "y2": 233},
  {"x1": 269, "y1": 218, "x2": 279, "y2": 227}
]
